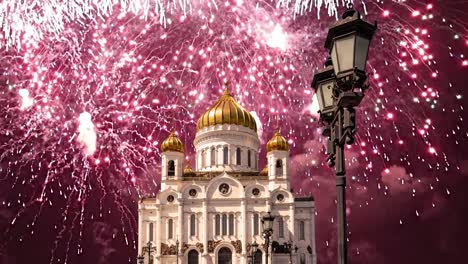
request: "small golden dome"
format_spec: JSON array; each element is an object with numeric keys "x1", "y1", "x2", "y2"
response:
[
  {"x1": 161, "y1": 131, "x2": 184, "y2": 153},
  {"x1": 184, "y1": 164, "x2": 194, "y2": 174},
  {"x1": 266, "y1": 130, "x2": 289, "y2": 152},
  {"x1": 196, "y1": 87, "x2": 257, "y2": 132},
  {"x1": 259, "y1": 165, "x2": 268, "y2": 176}
]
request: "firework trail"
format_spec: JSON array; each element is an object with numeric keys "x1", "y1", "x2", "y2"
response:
[{"x1": 0, "y1": 0, "x2": 467, "y2": 263}]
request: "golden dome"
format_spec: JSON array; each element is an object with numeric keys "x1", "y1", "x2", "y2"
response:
[
  {"x1": 183, "y1": 164, "x2": 194, "y2": 174},
  {"x1": 196, "y1": 88, "x2": 257, "y2": 132},
  {"x1": 161, "y1": 131, "x2": 184, "y2": 153},
  {"x1": 266, "y1": 130, "x2": 289, "y2": 152},
  {"x1": 259, "y1": 165, "x2": 268, "y2": 176}
]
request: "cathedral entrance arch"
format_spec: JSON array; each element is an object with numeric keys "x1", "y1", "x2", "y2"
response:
[
  {"x1": 187, "y1": 249, "x2": 199, "y2": 264},
  {"x1": 253, "y1": 250, "x2": 262, "y2": 264},
  {"x1": 217, "y1": 247, "x2": 232, "y2": 264}
]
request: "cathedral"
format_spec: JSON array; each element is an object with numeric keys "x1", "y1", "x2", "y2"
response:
[{"x1": 138, "y1": 88, "x2": 316, "y2": 264}]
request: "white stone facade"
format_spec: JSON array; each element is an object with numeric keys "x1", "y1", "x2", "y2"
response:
[{"x1": 138, "y1": 123, "x2": 316, "y2": 264}]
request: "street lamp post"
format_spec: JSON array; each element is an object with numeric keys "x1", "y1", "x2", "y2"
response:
[
  {"x1": 142, "y1": 241, "x2": 156, "y2": 264},
  {"x1": 176, "y1": 239, "x2": 180, "y2": 264},
  {"x1": 312, "y1": 4, "x2": 377, "y2": 264},
  {"x1": 261, "y1": 212, "x2": 275, "y2": 264}
]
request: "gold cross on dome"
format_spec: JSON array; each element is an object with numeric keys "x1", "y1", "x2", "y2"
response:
[{"x1": 223, "y1": 80, "x2": 231, "y2": 95}]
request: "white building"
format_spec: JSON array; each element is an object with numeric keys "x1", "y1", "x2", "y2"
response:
[{"x1": 138, "y1": 89, "x2": 316, "y2": 264}]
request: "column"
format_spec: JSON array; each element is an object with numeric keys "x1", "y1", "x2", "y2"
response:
[
  {"x1": 241, "y1": 200, "x2": 247, "y2": 253},
  {"x1": 178, "y1": 200, "x2": 183, "y2": 255},
  {"x1": 202, "y1": 200, "x2": 208, "y2": 264},
  {"x1": 156, "y1": 207, "x2": 161, "y2": 262},
  {"x1": 138, "y1": 209, "x2": 143, "y2": 255},
  {"x1": 269, "y1": 156, "x2": 276, "y2": 179},
  {"x1": 289, "y1": 205, "x2": 295, "y2": 242},
  {"x1": 196, "y1": 151, "x2": 201, "y2": 171},
  {"x1": 228, "y1": 145, "x2": 233, "y2": 165}
]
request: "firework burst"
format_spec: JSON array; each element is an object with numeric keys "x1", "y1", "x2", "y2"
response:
[{"x1": 1, "y1": 0, "x2": 467, "y2": 263}]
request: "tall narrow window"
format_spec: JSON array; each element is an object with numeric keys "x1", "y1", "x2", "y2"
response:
[
  {"x1": 236, "y1": 148, "x2": 241, "y2": 165},
  {"x1": 215, "y1": 214, "x2": 220, "y2": 236},
  {"x1": 275, "y1": 159, "x2": 283, "y2": 176},
  {"x1": 223, "y1": 147, "x2": 228, "y2": 165},
  {"x1": 248, "y1": 150, "x2": 251, "y2": 167},
  {"x1": 211, "y1": 148, "x2": 216, "y2": 166},
  {"x1": 229, "y1": 214, "x2": 234, "y2": 235},
  {"x1": 253, "y1": 213, "x2": 259, "y2": 235},
  {"x1": 149, "y1": 223, "x2": 154, "y2": 241},
  {"x1": 168, "y1": 160, "x2": 175, "y2": 176},
  {"x1": 278, "y1": 217, "x2": 284, "y2": 238},
  {"x1": 222, "y1": 214, "x2": 227, "y2": 235},
  {"x1": 300, "y1": 221, "x2": 305, "y2": 240},
  {"x1": 168, "y1": 219, "x2": 174, "y2": 239},
  {"x1": 190, "y1": 214, "x2": 196, "y2": 236}
]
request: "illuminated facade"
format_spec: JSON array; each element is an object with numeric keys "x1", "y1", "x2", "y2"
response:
[{"x1": 138, "y1": 89, "x2": 316, "y2": 264}]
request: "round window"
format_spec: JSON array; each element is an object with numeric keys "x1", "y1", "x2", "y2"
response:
[
  {"x1": 252, "y1": 188, "x2": 260, "y2": 196},
  {"x1": 189, "y1": 189, "x2": 197, "y2": 197},
  {"x1": 277, "y1": 194, "x2": 285, "y2": 202},
  {"x1": 219, "y1": 183, "x2": 230, "y2": 194},
  {"x1": 167, "y1": 195, "x2": 175, "y2": 203}
]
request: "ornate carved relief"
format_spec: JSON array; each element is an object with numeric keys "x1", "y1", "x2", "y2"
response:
[
  {"x1": 207, "y1": 240, "x2": 222, "y2": 253},
  {"x1": 231, "y1": 240, "x2": 242, "y2": 253},
  {"x1": 307, "y1": 245, "x2": 313, "y2": 254},
  {"x1": 161, "y1": 242, "x2": 177, "y2": 255},
  {"x1": 196, "y1": 242, "x2": 204, "y2": 253},
  {"x1": 182, "y1": 242, "x2": 189, "y2": 253},
  {"x1": 181, "y1": 242, "x2": 205, "y2": 254}
]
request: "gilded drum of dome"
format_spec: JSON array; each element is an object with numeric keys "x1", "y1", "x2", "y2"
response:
[
  {"x1": 266, "y1": 131, "x2": 289, "y2": 152},
  {"x1": 161, "y1": 132, "x2": 185, "y2": 153},
  {"x1": 197, "y1": 89, "x2": 257, "y2": 132}
]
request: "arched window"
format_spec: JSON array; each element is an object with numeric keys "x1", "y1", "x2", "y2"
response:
[
  {"x1": 188, "y1": 250, "x2": 199, "y2": 264},
  {"x1": 253, "y1": 213, "x2": 259, "y2": 235},
  {"x1": 228, "y1": 214, "x2": 234, "y2": 236},
  {"x1": 278, "y1": 217, "x2": 284, "y2": 238},
  {"x1": 218, "y1": 247, "x2": 232, "y2": 263},
  {"x1": 299, "y1": 221, "x2": 305, "y2": 240},
  {"x1": 248, "y1": 150, "x2": 251, "y2": 167},
  {"x1": 190, "y1": 214, "x2": 196, "y2": 236},
  {"x1": 222, "y1": 214, "x2": 228, "y2": 235},
  {"x1": 168, "y1": 219, "x2": 174, "y2": 239},
  {"x1": 211, "y1": 148, "x2": 216, "y2": 166},
  {"x1": 168, "y1": 160, "x2": 175, "y2": 176},
  {"x1": 149, "y1": 223, "x2": 154, "y2": 241},
  {"x1": 236, "y1": 148, "x2": 241, "y2": 165},
  {"x1": 215, "y1": 214, "x2": 220, "y2": 236},
  {"x1": 223, "y1": 147, "x2": 228, "y2": 165},
  {"x1": 275, "y1": 159, "x2": 283, "y2": 176}
]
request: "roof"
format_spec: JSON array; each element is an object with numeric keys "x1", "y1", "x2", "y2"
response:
[
  {"x1": 294, "y1": 196, "x2": 315, "y2": 202},
  {"x1": 182, "y1": 171, "x2": 267, "y2": 181}
]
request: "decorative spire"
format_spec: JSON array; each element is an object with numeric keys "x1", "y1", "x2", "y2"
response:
[{"x1": 223, "y1": 80, "x2": 231, "y2": 96}]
